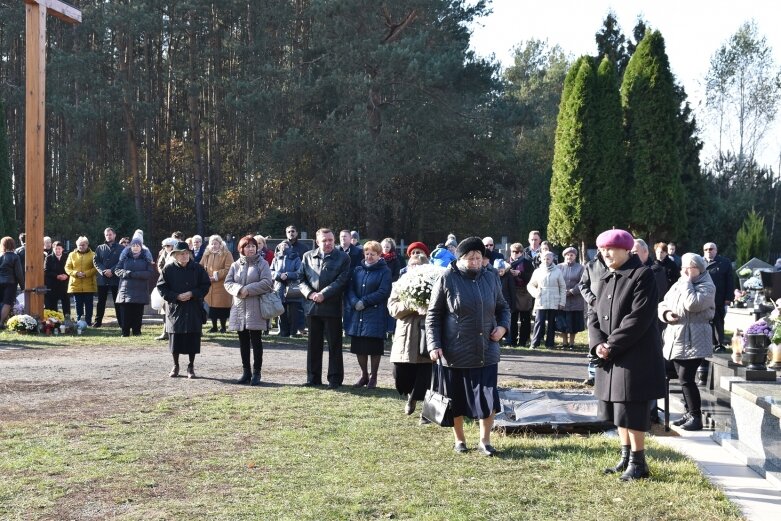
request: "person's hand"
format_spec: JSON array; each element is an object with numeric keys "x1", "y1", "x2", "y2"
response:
[
  {"x1": 355, "y1": 300, "x2": 365, "y2": 311},
  {"x1": 238, "y1": 287, "x2": 248, "y2": 298},
  {"x1": 280, "y1": 273, "x2": 288, "y2": 281},
  {"x1": 510, "y1": 269, "x2": 519, "y2": 276},
  {"x1": 311, "y1": 292, "x2": 324, "y2": 303},
  {"x1": 490, "y1": 326, "x2": 507, "y2": 342},
  {"x1": 77, "y1": 271, "x2": 85, "y2": 278},
  {"x1": 596, "y1": 342, "x2": 610, "y2": 359},
  {"x1": 666, "y1": 311, "x2": 680, "y2": 324},
  {"x1": 416, "y1": 305, "x2": 428, "y2": 316},
  {"x1": 57, "y1": 274, "x2": 68, "y2": 281},
  {"x1": 103, "y1": 269, "x2": 113, "y2": 277},
  {"x1": 177, "y1": 291, "x2": 193, "y2": 302},
  {"x1": 429, "y1": 348, "x2": 443, "y2": 361}
]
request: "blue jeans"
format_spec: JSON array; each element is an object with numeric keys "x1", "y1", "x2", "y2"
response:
[{"x1": 73, "y1": 293, "x2": 94, "y2": 324}]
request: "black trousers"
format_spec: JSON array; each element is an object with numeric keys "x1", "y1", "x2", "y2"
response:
[
  {"x1": 392, "y1": 362, "x2": 431, "y2": 400},
  {"x1": 121, "y1": 303, "x2": 144, "y2": 335},
  {"x1": 712, "y1": 304, "x2": 726, "y2": 344},
  {"x1": 532, "y1": 309, "x2": 557, "y2": 347},
  {"x1": 671, "y1": 358, "x2": 703, "y2": 413},
  {"x1": 96, "y1": 285, "x2": 120, "y2": 325},
  {"x1": 306, "y1": 315, "x2": 343, "y2": 386},
  {"x1": 45, "y1": 290, "x2": 70, "y2": 316},
  {"x1": 510, "y1": 310, "x2": 531, "y2": 345},
  {"x1": 238, "y1": 329, "x2": 263, "y2": 372},
  {"x1": 278, "y1": 301, "x2": 301, "y2": 336}
]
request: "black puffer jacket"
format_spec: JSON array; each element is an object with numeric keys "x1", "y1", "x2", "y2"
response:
[
  {"x1": 157, "y1": 260, "x2": 211, "y2": 334},
  {"x1": 298, "y1": 247, "x2": 351, "y2": 317},
  {"x1": 426, "y1": 263, "x2": 511, "y2": 368}
]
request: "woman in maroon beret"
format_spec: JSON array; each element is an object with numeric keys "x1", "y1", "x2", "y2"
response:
[{"x1": 589, "y1": 229, "x2": 666, "y2": 481}]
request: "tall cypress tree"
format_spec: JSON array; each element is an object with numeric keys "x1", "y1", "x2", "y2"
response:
[
  {"x1": 591, "y1": 57, "x2": 626, "y2": 232},
  {"x1": 621, "y1": 30, "x2": 685, "y2": 242},
  {"x1": 548, "y1": 56, "x2": 596, "y2": 247},
  {"x1": 0, "y1": 97, "x2": 15, "y2": 236}
]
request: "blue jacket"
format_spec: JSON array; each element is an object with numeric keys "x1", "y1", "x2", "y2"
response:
[
  {"x1": 115, "y1": 253, "x2": 154, "y2": 304},
  {"x1": 430, "y1": 247, "x2": 456, "y2": 268},
  {"x1": 346, "y1": 259, "x2": 392, "y2": 339},
  {"x1": 271, "y1": 250, "x2": 302, "y2": 302}
]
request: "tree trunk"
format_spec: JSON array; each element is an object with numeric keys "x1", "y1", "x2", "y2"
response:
[{"x1": 187, "y1": 12, "x2": 205, "y2": 235}]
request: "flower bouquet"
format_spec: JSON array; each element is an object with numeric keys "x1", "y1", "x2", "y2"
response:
[
  {"x1": 42, "y1": 310, "x2": 65, "y2": 334},
  {"x1": 396, "y1": 264, "x2": 443, "y2": 312},
  {"x1": 738, "y1": 267, "x2": 753, "y2": 278},
  {"x1": 743, "y1": 276, "x2": 763, "y2": 291},
  {"x1": 743, "y1": 318, "x2": 772, "y2": 370},
  {"x1": 6, "y1": 314, "x2": 39, "y2": 333}
]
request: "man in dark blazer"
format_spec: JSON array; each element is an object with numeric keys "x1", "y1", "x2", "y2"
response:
[
  {"x1": 703, "y1": 242, "x2": 734, "y2": 345},
  {"x1": 590, "y1": 229, "x2": 665, "y2": 482},
  {"x1": 299, "y1": 228, "x2": 351, "y2": 389}
]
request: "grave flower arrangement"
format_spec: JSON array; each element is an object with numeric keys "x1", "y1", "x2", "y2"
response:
[
  {"x1": 6, "y1": 314, "x2": 38, "y2": 333},
  {"x1": 42, "y1": 309, "x2": 65, "y2": 334}
]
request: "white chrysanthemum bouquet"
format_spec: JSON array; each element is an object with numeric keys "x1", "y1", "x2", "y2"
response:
[{"x1": 396, "y1": 264, "x2": 443, "y2": 311}]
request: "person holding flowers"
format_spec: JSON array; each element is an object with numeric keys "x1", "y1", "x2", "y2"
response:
[
  {"x1": 389, "y1": 254, "x2": 438, "y2": 418},
  {"x1": 658, "y1": 253, "x2": 715, "y2": 431},
  {"x1": 426, "y1": 237, "x2": 510, "y2": 456}
]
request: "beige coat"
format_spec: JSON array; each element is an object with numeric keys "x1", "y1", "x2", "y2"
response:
[
  {"x1": 527, "y1": 264, "x2": 566, "y2": 311},
  {"x1": 200, "y1": 248, "x2": 234, "y2": 309},
  {"x1": 388, "y1": 282, "x2": 432, "y2": 365}
]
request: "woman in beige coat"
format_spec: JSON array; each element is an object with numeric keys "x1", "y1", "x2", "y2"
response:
[
  {"x1": 200, "y1": 235, "x2": 234, "y2": 333},
  {"x1": 224, "y1": 236, "x2": 274, "y2": 385},
  {"x1": 388, "y1": 254, "x2": 433, "y2": 420}
]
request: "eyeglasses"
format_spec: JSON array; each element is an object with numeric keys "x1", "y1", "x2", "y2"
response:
[
  {"x1": 704, "y1": 248, "x2": 714, "y2": 251},
  {"x1": 484, "y1": 244, "x2": 494, "y2": 248}
]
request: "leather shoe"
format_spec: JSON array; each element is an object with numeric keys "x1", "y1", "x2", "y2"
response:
[
  {"x1": 169, "y1": 365, "x2": 179, "y2": 377},
  {"x1": 367, "y1": 374, "x2": 377, "y2": 389},
  {"x1": 672, "y1": 412, "x2": 691, "y2": 427},
  {"x1": 404, "y1": 396, "x2": 416, "y2": 415},
  {"x1": 186, "y1": 363, "x2": 195, "y2": 379},
  {"x1": 302, "y1": 382, "x2": 321, "y2": 387},
  {"x1": 250, "y1": 373, "x2": 261, "y2": 386},
  {"x1": 353, "y1": 375, "x2": 369, "y2": 388},
  {"x1": 326, "y1": 382, "x2": 340, "y2": 390},
  {"x1": 477, "y1": 442, "x2": 497, "y2": 456},
  {"x1": 453, "y1": 441, "x2": 468, "y2": 453}
]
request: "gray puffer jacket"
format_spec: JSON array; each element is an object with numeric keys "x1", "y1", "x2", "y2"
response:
[
  {"x1": 224, "y1": 254, "x2": 274, "y2": 331},
  {"x1": 426, "y1": 263, "x2": 511, "y2": 368},
  {"x1": 658, "y1": 271, "x2": 716, "y2": 360},
  {"x1": 115, "y1": 253, "x2": 154, "y2": 304}
]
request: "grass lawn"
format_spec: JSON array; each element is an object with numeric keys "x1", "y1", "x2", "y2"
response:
[{"x1": 0, "y1": 380, "x2": 743, "y2": 520}]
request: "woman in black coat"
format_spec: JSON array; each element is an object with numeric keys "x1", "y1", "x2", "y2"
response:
[
  {"x1": 426, "y1": 237, "x2": 510, "y2": 456},
  {"x1": 115, "y1": 238, "x2": 155, "y2": 337},
  {"x1": 157, "y1": 241, "x2": 212, "y2": 378},
  {"x1": 44, "y1": 241, "x2": 71, "y2": 316},
  {"x1": 589, "y1": 229, "x2": 665, "y2": 481}
]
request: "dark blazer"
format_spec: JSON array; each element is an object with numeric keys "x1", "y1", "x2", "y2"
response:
[
  {"x1": 706, "y1": 255, "x2": 734, "y2": 305},
  {"x1": 93, "y1": 242, "x2": 123, "y2": 286},
  {"x1": 346, "y1": 259, "x2": 392, "y2": 338},
  {"x1": 298, "y1": 247, "x2": 351, "y2": 317},
  {"x1": 579, "y1": 252, "x2": 608, "y2": 308},
  {"x1": 157, "y1": 260, "x2": 212, "y2": 334},
  {"x1": 588, "y1": 255, "x2": 665, "y2": 402},
  {"x1": 341, "y1": 244, "x2": 364, "y2": 270},
  {"x1": 426, "y1": 264, "x2": 511, "y2": 368}
]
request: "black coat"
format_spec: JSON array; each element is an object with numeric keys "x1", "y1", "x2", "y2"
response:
[
  {"x1": 578, "y1": 252, "x2": 608, "y2": 309},
  {"x1": 44, "y1": 253, "x2": 68, "y2": 297},
  {"x1": 298, "y1": 247, "x2": 351, "y2": 317},
  {"x1": 706, "y1": 255, "x2": 735, "y2": 305},
  {"x1": 588, "y1": 255, "x2": 665, "y2": 402},
  {"x1": 654, "y1": 256, "x2": 680, "y2": 291},
  {"x1": 426, "y1": 264, "x2": 511, "y2": 368},
  {"x1": 0, "y1": 252, "x2": 24, "y2": 288},
  {"x1": 341, "y1": 244, "x2": 364, "y2": 270},
  {"x1": 93, "y1": 242, "x2": 123, "y2": 287},
  {"x1": 157, "y1": 260, "x2": 212, "y2": 334}
]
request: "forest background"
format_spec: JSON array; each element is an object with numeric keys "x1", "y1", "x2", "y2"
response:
[{"x1": 0, "y1": 0, "x2": 779, "y2": 262}]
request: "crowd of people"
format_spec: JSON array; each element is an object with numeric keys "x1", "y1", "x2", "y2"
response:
[{"x1": 0, "y1": 222, "x2": 760, "y2": 478}]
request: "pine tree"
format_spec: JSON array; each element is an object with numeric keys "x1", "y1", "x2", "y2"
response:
[
  {"x1": 621, "y1": 30, "x2": 686, "y2": 243},
  {"x1": 736, "y1": 210, "x2": 769, "y2": 267},
  {"x1": 548, "y1": 56, "x2": 596, "y2": 246},
  {"x1": 591, "y1": 57, "x2": 626, "y2": 232},
  {"x1": 0, "y1": 97, "x2": 15, "y2": 236}
]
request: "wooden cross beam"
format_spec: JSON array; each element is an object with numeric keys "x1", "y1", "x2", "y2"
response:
[{"x1": 23, "y1": 0, "x2": 81, "y2": 318}]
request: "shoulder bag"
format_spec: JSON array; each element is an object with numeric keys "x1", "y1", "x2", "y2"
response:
[
  {"x1": 260, "y1": 291, "x2": 285, "y2": 319},
  {"x1": 421, "y1": 361, "x2": 454, "y2": 427}
]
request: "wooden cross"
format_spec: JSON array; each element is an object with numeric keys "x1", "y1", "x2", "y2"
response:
[{"x1": 23, "y1": 0, "x2": 81, "y2": 317}]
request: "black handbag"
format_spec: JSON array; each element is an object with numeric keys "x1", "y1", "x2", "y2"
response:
[{"x1": 421, "y1": 361, "x2": 454, "y2": 427}]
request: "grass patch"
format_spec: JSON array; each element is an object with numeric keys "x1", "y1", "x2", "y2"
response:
[{"x1": 0, "y1": 386, "x2": 742, "y2": 520}]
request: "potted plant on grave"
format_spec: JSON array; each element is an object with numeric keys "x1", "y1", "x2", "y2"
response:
[
  {"x1": 742, "y1": 318, "x2": 772, "y2": 371},
  {"x1": 6, "y1": 314, "x2": 39, "y2": 334}
]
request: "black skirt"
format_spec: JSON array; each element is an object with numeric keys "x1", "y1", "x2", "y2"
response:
[
  {"x1": 597, "y1": 400, "x2": 652, "y2": 431},
  {"x1": 441, "y1": 364, "x2": 500, "y2": 420},
  {"x1": 556, "y1": 310, "x2": 585, "y2": 333},
  {"x1": 168, "y1": 332, "x2": 202, "y2": 355},
  {"x1": 208, "y1": 307, "x2": 230, "y2": 320},
  {"x1": 350, "y1": 336, "x2": 384, "y2": 356}
]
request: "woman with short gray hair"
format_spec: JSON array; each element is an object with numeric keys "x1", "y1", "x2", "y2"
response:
[{"x1": 658, "y1": 253, "x2": 715, "y2": 431}]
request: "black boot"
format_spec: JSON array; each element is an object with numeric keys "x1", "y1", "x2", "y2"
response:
[
  {"x1": 672, "y1": 412, "x2": 691, "y2": 427},
  {"x1": 250, "y1": 367, "x2": 261, "y2": 386},
  {"x1": 619, "y1": 450, "x2": 650, "y2": 481},
  {"x1": 681, "y1": 412, "x2": 703, "y2": 431},
  {"x1": 603, "y1": 445, "x2": 630, "y2": 474},
  {"x1": 237, "y1": 368, "x2": 252, "y2": 384}
]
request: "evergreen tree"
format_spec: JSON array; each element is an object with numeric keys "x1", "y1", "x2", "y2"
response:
[
  {"x1": 621, "y1": 30, "x2": 686, "y2": 242},
  {"x1": 591, "y1": 57, "x2": 626, "y2": 232},
  {"x1": 0, "y1": 97, "x2": 14, "y2": 236},
  {"x1": 736, "y1": 210, "x2": 769, "y2": 266},
  {"x1": 595, "y1": 11, "x2": 628, "y2": 77},
  {"x1": 548, "y1": 56, "x2": 596, "y2": 247}
]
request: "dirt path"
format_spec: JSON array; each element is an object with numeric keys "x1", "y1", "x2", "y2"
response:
[{"x1": 0, "y1": 337, "x2": 588, "y2": 423}]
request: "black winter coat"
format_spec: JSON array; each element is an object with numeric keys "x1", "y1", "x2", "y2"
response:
[
  {"x1": 426, "y1": 263, "x2": 511, "y2": 368},
  {"x1": 44, "y1": 253, "x2": 68, "y2": 297},
  {"x1": 0, "y1": 252, "x2": 24, "y2": 288},
  {"x1": 298, "y1": 247, "x2": 351, "y2": 317},
  {"x1": 157, "y1": 260, "x2": 212, "y2": 334},
  {"x1": 588, "y1": 255, "x2": 665, "y2": 402},
  {"x1": 706, "y1": 255, "x2": 735, "y2": 305},
  {"x1": 579, "y1": 252, "x2": 608, "y2": 309},
  {"x1": 93, "y1": 242, "x2": 123, "y2": 287}
]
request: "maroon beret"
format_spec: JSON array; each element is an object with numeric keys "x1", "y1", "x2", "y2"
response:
[{"x1": 596, "y1": 229, "x2": 634, "y2": 250}]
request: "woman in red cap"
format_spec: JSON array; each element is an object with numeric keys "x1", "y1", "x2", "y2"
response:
[
  {"x1": 589, "y1": 229, "x2": 665, "y2": 481},
  {"x1": 406, "y1": 242, "x2": 430, "y2": 259}
]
